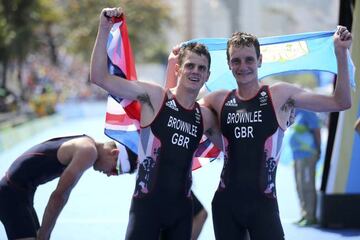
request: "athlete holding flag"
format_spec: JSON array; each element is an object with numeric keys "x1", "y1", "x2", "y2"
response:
[
  {"x1": 90, "y1": 7, "x2": 221, "y2": 240},
  {"x1": 201, "y1": 28, "x2": 352, "y2": 240}
]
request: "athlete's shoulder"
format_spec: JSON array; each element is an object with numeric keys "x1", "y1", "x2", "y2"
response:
[
  {"x1": 58, "y1": 136, "x2": 96, "y2": 165},
  {"x1": 209, "y1": 89, "x2": 230, "y2": 98},
  {"x1": 269, "y1": 82, "x2": 304, "y2": 105},
  {"x1": 269, "y1": 81, "x2": 300, "y2": 93},
  {"x1": 201, "y1": 89, "x2": 230, "y2": 105},
  {"x1": 75, "y1": 137, "x2": 97, "y2": 152}
]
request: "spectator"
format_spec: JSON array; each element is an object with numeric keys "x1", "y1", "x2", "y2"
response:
[{"x1": 288, "y1": 109, "x2": 321, "y2": 226}]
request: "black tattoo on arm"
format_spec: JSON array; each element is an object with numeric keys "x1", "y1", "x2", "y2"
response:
[
  {"x1": 280, "y1": 98, "x2": 295, "y2": 112},
  {"x1": 137, "y1": 93, "x2": 155, "y2": 113},
  {"x1": 281, "y1": 98, "x2": 296, "y2": 127}
]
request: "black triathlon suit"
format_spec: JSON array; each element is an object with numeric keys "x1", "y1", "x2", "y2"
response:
[
  {"x1": 125, "y1": 92, "x2": 204, "y2": 240},
  {"x1": 212, "y1": 86, "x2": 285, "y2": 240},
  {"x1": 0, "y1": 135, "x2": 85, "y2": 239}
]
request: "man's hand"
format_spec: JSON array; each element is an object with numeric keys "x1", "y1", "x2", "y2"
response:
[
  {"x1": 168, "y1": 44, "x2": 182, "y2": 63},
  {"x1": 334, "y1": 25, "x2": 352, "y2": 51},
  {"x1": 165, "y1": 44, "x2": 182, "y2": 88},
  {"x1": 100, "y1": 7, "x2": 123, "y2": 29}
]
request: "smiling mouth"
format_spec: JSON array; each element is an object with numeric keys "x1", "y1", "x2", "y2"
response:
[
  {"x1": 189, "y1": 76, "x2": 200, "y2": 82},
  {"x1": 237, "y1": 71, "x2": 252, "y2": 76}
]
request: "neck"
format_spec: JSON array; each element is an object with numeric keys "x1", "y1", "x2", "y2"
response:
[
  {"x1": 172, "y1": 87, "x2": 198, "y2": 109},
  {"x1": 94, "y1": 142, "x2": 102, "y2": 149},
  {"x1": 94, "y1": 142, "x2": 103, "y2": 159},
  {"x1": 236, "y1": 81, "x2": 261, "y2": 100}
]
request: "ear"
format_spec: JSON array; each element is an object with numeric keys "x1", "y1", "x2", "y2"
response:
[
  {"x1": 111, "y1": 148, "x2": 119, "y2": 156},
  {"x1": 258, "y1": 54, "x2": 262, "y2": 68}
]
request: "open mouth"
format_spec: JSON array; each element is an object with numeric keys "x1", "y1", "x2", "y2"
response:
[{"x1": 189, "y1": 76, "x2": 200, "y2": 82}]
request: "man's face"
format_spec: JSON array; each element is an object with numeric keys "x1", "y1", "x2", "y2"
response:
[
  {"x1": 228, "y1": 45, "x2": 261, "y2": 85},
  {"x1": 176, "y1": 51, "x2": 210, "y2": 91}
]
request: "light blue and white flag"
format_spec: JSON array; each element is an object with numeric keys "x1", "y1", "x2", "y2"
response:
[{"x1": 187, "y1": 31, "x2": 355, "y2": 92}]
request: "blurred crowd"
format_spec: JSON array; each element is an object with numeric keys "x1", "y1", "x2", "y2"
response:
[{"x1": 0, "y1": 53, "x2": 107, "y2": 123}]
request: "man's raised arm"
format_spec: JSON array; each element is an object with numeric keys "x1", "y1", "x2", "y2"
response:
[{"x1": 90, "y1": 7, "x2": 149, "y2": 102}]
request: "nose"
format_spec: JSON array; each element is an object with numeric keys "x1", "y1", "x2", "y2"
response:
[
  {"x1": 237, "y1": 62, "x2": 247, "y2": 70},
  {"x1": 192, "y1": 67, "x2": 204, "y2": 76}
]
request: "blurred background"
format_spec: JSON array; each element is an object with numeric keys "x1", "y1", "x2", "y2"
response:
[
  {"x1": 0, "y1": 0, "x2": 340, "y2": 121},
  {"x1": 1, "y1": 0, "x2": 359, "y2": 239}
]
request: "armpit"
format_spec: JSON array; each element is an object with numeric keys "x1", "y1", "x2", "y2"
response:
[{"x1": 137, "y1": 93, "x2": 155, "y2": 113}]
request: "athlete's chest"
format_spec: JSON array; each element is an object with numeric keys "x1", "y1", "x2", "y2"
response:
[
  {"x1": 152, "y1": 98, "x2": 203, "y2": 149},
  {"x1": 221, "y1": 89, "x2": 277, "y2": 139}
]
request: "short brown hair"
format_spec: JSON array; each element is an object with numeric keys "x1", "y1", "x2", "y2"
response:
[
  {"x1": 178, "y1": 42, "x2": 211, "y2": 70},
  {"x1": 226, "y1": 32, "x2": 260, "y2": 62}
]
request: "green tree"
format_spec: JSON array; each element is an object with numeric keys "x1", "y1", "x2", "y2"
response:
[
  {"x1": 0, "y1": 3, "x2": 12, "y2": 88},
  {"x1": 0, "y1": 0, "x2": 42, "y2": 91},
  {"x1": 35, "y1": 0, "x2": 64, "y2": 65},
  {"x1": 0, "y1": 0, "x2": 173, "y2": 108},
  {"x1": 62, "y1": 0, "x2": 173, "y2": 63}
]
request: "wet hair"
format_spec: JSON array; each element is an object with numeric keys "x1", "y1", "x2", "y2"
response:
[
  {"x1": 226, "y1": 32, "x2": 260, "y2": 62},
  {"x1": 178, "y1": 42, "x2": 211, "y2": 70},
  {"x1": 105, "y1": 141, "x2": 116, "y2": 149}
]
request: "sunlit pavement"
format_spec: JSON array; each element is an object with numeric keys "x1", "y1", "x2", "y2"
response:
[{"x1": 1, "y1": 101, "x2": 359, "y2": 239}]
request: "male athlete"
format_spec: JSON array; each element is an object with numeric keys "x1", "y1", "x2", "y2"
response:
[
  {"x1": 203, "y1": 27, "x2": 352, "y2": 239},
  {"x1": 0, "y1": 135, "x2": 136, "y2": 240},
  {"x1": 90, "y1": 7, "x2": 220, "y2": 240}
]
